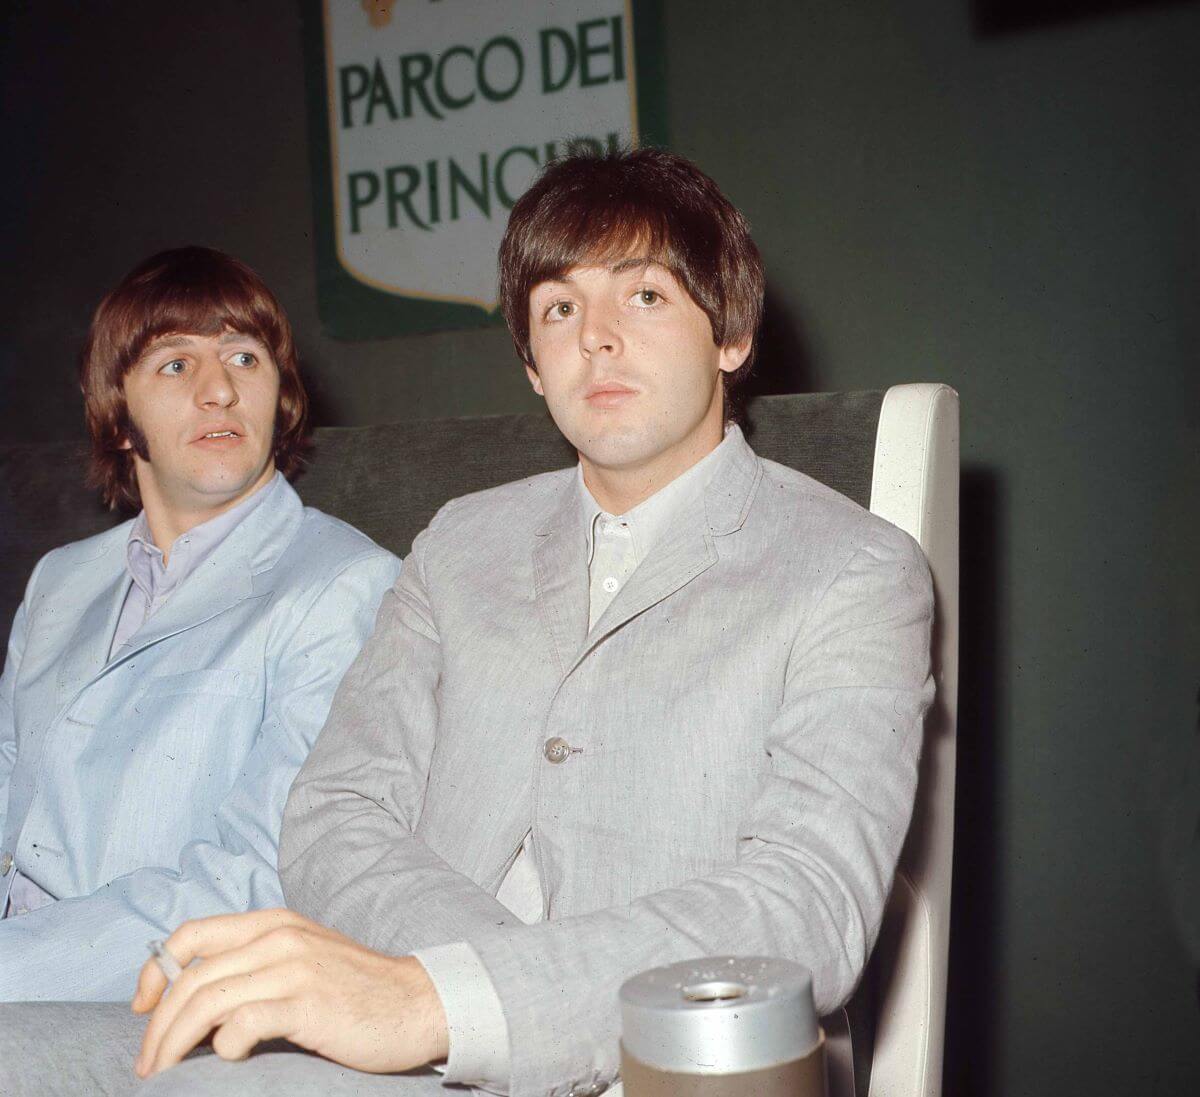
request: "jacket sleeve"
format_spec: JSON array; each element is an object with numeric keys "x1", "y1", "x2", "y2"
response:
[
  {"x1": 0, "y1": 550, "x2": 400, "y2": 1003},
  {"x1": 0, "y1": 607, "x2": 27, "y2": 852},
  {"x1": 460, "y1": 528, "x2": 935, "y2": 1097},
  {"x1": 280, "y1": 510, "x2": 523, "y2": 953},
  {"x1": 0, "y1": 557, "x2": 46, "y2": 855}
]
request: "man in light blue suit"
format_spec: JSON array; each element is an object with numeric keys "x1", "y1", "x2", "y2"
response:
[{"x1": 0, "y1": 247, "x2": 400, "y2": 1002}]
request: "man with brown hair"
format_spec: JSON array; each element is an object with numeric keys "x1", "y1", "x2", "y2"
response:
[{"x1": 0, "y1": 247, "x2": 399, "y2": 1002}]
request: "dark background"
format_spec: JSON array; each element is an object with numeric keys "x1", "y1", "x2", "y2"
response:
[{"x1": 3, "y1": 2, "x2": 1198, "y2": 1093}]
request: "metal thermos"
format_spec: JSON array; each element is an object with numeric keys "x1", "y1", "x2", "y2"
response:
[{"x1": 619, "y1": 957, "x2": 826, "y2": 1097}]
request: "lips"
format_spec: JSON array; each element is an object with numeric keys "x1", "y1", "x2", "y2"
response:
[
  {"x1": 191, "y1": 423, "x2": 244, "y2": 443},
  {"x1": 584, "y1": 381, "x2": 637, "y2": 408}
]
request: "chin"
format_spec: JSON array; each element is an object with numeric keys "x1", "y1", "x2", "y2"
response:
[
  {"x1": 187, "y1": 462, "x2": 267, "y2": 499},
  {"x1": 573, "y1": 429, "x2": 664, "y2": 472}
]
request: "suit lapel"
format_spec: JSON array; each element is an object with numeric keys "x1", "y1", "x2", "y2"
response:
[
  {"x1": 55, "y1": 476, "x2": 303, "y2": 703},
  {"x1": 54, "y1": 562, "x2": 132, "y2": 707},
  {"x1": 108, "y1": 476, "x2": 302, "y2": 669},
  {"x1": 582, "y1": 493, "x2": 717, "y2": 656},
  {"x1": 109, "y1": 555, "x2": 257, "y2": 666},
  {"x1": 556, "y1": 428, "x2": 765, "y2": 678},
  {"x1": 532, "y1": 477, "x2": 590, "y2": 678}
]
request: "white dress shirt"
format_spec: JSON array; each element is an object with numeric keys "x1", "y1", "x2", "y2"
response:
[{"x1": 414, "y1": 433, "x2": 736, "y2": 1093}]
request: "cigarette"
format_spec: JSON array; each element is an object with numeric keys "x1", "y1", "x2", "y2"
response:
[{"x1": 147, "y1": 939, "x2": 183, "y2": 983}]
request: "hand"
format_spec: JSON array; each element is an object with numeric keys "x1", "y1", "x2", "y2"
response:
[{"x1": 131, "y1": 908, "x2": 449, "y2": 1078}]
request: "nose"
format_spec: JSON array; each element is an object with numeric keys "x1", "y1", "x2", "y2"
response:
[
  {"x1": 193, "y1": 354, "x2": 239, "y2": 409},
  {"x1": 579, "y1": 301, "x2": 623, "y2": 359}
]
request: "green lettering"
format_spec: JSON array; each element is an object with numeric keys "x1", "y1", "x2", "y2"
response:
[
  {"x1": 477, "y1": 36, "x2": 523, "y2": 103},
  {"x1": 365, "y1": 58, "x2": 399, "y2": 126},
  {"x1": 338, "y1": 64, "x2": 370, "y2": 129},
  {"x1": 578, "y1": 17, "x2": 613, "y2": 87},
  {"x1": 435, "y1": 45, "x2": 476, "y2": 110},
  {"x1": 347, "y1": 171, "x2": 380, "y2": 234},
  {"x1": 426, "y1": 159, "x2": 441, "y2": 225},
  {"x1": 385, "y1": 166, "x2": 429, "y2": 231},
  {"x1": 611, "y1": 16, "x2": 625, "y2": 82},
  {"x1": 495, "y1": 145, "x2": 539, "y2": 209},
  {"x1": 538, "y1": 27, "x2": 575, "y2": 94},
  {"x1": 449, "y1": 154, "x2": 491, "y2": 220},
  {"x1": 400, "y1": 52, "x2": 443, "y2": 120}
]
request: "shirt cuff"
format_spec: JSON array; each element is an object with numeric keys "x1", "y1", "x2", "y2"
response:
[{"x1": 414, "y1": 941, "x2": 511, "y2": 1093}]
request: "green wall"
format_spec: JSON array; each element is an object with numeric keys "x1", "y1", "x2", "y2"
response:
[{"x1": 2, "y1": 2, "x2": 1198, "y2": 1092}]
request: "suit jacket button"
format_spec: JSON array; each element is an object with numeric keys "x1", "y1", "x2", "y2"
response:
[
  {"x1": 543, "y1": 737, "x2": 572, "y2": 764},
  {"x1": 0, "y1": 852, "x2": 12, "y2": 875}
]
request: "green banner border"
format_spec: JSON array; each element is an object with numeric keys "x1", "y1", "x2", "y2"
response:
[{"x1": 299, "y1": 0, "x2": 667, "y2": 341}]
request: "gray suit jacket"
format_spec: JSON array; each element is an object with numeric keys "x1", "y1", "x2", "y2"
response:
[{"x1": 280, "y1": 429, "x2": 934, "y2": 1097}]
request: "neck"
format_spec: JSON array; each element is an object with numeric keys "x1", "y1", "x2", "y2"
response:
[
  {"x1": 581, "y1": 422, "x2": 724, "y2": 516},
  {"x1": 139, "y1": 465, "x2": 275, "y2": 561}
]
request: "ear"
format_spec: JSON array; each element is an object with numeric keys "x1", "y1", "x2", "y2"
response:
[
  {"x1": 717, "y1": 337, "x2": 752, "y2": 375},
  {"x1": 117, "y1": 435, "x2": 132, "y2": 451},
  {"x1": 524, "y1": 362, "x2": 544, "y2": 396}
]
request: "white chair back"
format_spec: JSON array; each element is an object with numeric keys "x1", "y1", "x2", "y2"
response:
[{"x1": 866, "y1": 383, "x2": 961, "y2": 1097}]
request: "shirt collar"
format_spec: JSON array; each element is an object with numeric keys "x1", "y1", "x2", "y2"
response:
[
  {"x1": 578, "y1": 426, "x2": 741, "y2": 566},
  {"x1": 125, "y1": 471, "x2": 282, "y2": 603}
]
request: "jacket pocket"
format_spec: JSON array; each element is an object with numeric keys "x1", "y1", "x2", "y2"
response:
[{"x1": 138, "y1": 667, "x2": 260, "y2": 701}]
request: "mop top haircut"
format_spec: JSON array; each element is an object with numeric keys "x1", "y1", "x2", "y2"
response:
[
  {"x1": 498, "y1": 146, "x2": 765, "y2": 410},
  {"x1": 79, "y1": 247, "x2": 310, "y2": 511}
]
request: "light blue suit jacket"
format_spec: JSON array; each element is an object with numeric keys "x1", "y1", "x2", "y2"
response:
[{"x1": 0, "y1": 478, "x2": 400, "y2": 1001}]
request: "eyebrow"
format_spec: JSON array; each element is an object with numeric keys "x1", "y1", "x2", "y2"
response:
[
  {"x1": 142, "y1": 331, "x2": 260, "y2": 354},
  {"x1": 543, "y1": 256, "x2": 660, "y2": 287},
  {"x1": 145, "y1": 335, "x2": 193, "y2": 351},
  {"x1": 609, "y1": 256, "x2": 658, "y2": 274}
]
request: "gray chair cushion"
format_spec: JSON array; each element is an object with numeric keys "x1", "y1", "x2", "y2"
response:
[{"x1": 0, "y1": 390, "x2": 883, "y2": 642}]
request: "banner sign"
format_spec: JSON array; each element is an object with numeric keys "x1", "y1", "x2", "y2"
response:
[{"x1": 301, "y1": 1, "x2": 665, "y2": 339}]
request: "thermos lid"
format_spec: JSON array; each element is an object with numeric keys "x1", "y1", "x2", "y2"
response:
[{"x1": 619, "y1": 956, "x2": 820, "y2": 1074}]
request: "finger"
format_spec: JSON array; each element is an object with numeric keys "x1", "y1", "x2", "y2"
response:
[
  {"x1": 211, "y1": 997, "x2": 305, "y2": 1062},
  {"x1": 132, "y1": 954, "x2": 169, "y2": 1014},
  {"x1": 137, "y1": 916, "x2": 300, "y2": 1075},
  {"x1": 162, "y1": 908, "x2": 302, "y2": 970},
  {"x1": 138, "y1": 916, "x2": 331, "y2": 1075},
  {"x1": 140, "y1": 967, "x2": 294, "y2": 1077},
  {"x1": 136, "y1": 916, "x2": 319, "y2": 1060},
  {"x1": 137, "y1": 926, "x2": 309, "y2": 1074}
]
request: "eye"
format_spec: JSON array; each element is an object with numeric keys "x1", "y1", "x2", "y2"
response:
[
  {"x1": 631, "y1": 288, "x2": 661, "y2": 307},
  {"x1": 544, "y1": 300, "x2": 576, "y2": 322},
  {"x1": 229, "y1": 351, "x2": 258, "y2": 367},
  {"x1": 158, "y1": 359, "x2": 187, "y2": 376}
]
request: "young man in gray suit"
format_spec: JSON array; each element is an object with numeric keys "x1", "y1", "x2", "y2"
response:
[
  {"x1": 0, "y1": 248, "x2": 399, "y2": 1003},
  {"x1": 1, "y1": 151, "x2": 933, "y2": 1097}
]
